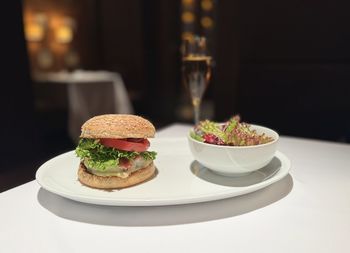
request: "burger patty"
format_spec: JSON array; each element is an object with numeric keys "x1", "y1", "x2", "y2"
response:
[{"x1": 83, "y1": 156, "x2": 153, "y2": 178}]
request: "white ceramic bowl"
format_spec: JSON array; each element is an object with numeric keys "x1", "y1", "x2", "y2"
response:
[{"x1": 187, "y1": 124, "x2": 279, "y2": 177}]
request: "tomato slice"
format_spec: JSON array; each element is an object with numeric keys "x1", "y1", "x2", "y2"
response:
[{"x1": 100, "y1": 138, "x2": 150, "y2": 152}]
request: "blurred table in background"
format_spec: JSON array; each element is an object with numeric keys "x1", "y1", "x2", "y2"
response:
[{"x1": 33, "y1": 70, "x2": 134, "y2": 143}]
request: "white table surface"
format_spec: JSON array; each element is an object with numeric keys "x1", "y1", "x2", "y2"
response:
[{"x1": 1, "y1": 124, "x2": 350, "y2": 253}]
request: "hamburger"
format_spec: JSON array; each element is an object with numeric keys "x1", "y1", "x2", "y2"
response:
[{"x1": 75, "y1": 114, "x2": 157, "y2": 189}]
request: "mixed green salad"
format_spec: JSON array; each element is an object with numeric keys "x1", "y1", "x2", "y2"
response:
[{"x1": 190, "y1": 115, "x2": 274, "y2": 146}]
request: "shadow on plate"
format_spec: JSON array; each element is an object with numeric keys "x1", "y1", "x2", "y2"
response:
[
  {"x1": 37, "y1": 173, "x2": 293, "y2": 227},
  {"x1": 190, "y1": 157, "x2": 281, "y2": 187}
]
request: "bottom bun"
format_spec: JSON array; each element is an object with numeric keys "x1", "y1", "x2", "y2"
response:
[{"x1": 78, "y1": 162, "x2": 156, "y2": 189}]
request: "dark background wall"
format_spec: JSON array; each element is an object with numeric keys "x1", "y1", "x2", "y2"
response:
[
  {"x1": 215, "y1": 0, "x2": 350, "y2": 141},
  {"x1": 0, "y1": 1, "x2": 37, "y2": 166}
]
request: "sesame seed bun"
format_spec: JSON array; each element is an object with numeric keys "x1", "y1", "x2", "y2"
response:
[
  {"x1": 80, "y1": 114, "x2": 155, "y2": 139},
  {"x1": 78, "y1": 162, "x2": 156, "y2": 189}
]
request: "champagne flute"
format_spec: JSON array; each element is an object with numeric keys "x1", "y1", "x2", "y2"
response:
[{"x1": 182, "y1": 36, "x2": 212, "y2": 125}]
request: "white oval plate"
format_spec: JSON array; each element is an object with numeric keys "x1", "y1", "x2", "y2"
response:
[{"x1": 36, "y1": 138, "x2": 291, "y2": 206}]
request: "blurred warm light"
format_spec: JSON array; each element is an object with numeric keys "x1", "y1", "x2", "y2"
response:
[
  {"x1": 55, "y1": 26, "x2": 73, "y2": 43},
  {"x1": 25, "y1": 23, "x2": 44, "y2": 42},
  {"x1": 65, "y1": 49, "x2": 80, "y2": 68},
  {"x1": 201, "y1": 16, "x2": 214, "y2": 29},
  {"x1": 23, "y1": 7, "x2": 80, "y2": 71},
  {"x1": 182, "y1": 11, "x2": 195, "y2": 23},
  {"x1": 201, "y1": 0, "x2": 213, "y2": 11},
  {"x1": 34, "y1": 13, "x2": 48, "y2": 27},
  {"x1": 182, "y1": 0, "x2": 194, "y2": 6},
  {"x1": 54, "y1": 17, "x2": 75, "y2": 43},
  {"x1": 37, "y1": 48, "x2": 54, "y2": 69},
  {"x1": 182, "y1": 32, "x2": 194, "y2": 41},
  {"x1": 24, "y1": 13, "x2": 48, "y2": 42}
]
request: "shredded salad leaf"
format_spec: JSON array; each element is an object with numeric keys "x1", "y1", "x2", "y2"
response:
[
  {"x1": 191, "y1": 115, "x2": 273, "y2": 146},
  {"x1": 75, "y1": 138, "x2": 157, "y2": 171}
]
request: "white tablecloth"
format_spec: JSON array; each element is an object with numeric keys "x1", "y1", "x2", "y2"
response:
[{"x1": 1, "y1": 124, "x2": 350, "y2": 253}]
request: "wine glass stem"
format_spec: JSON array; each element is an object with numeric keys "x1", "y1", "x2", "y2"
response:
[{"x1": 193, "y1": 101, "x2": 201, "y2": 125}]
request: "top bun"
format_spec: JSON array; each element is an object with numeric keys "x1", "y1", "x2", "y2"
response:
[{"x1": 80, "y1": 114, "x2": 156, "y2": 139}]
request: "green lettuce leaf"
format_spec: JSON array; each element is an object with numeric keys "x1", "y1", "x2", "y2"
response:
[
  {"x1": 198, "y1": 120, "x2": 227, "y2": 142},
  {"x1": 75, "y1": 138, "x2": 157, "y2": 171},
  {"x1": 190, "y1": 130, "x2": 204, "y2": 142}
]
